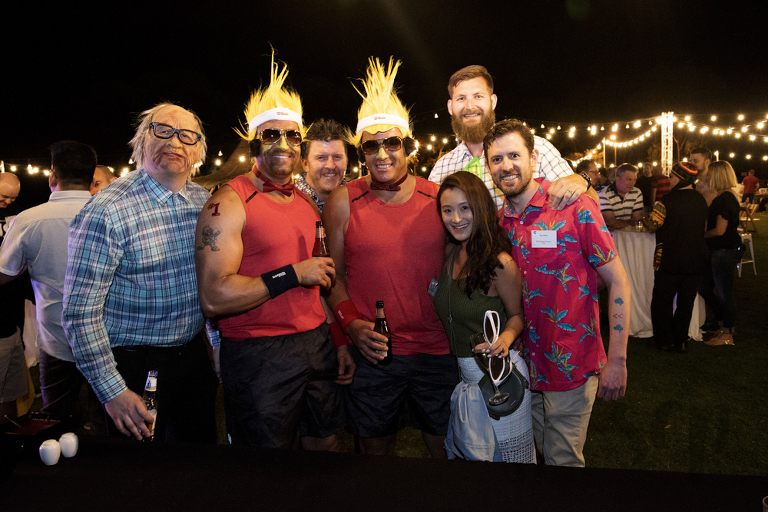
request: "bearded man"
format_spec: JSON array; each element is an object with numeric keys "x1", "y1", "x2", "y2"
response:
[
  {"x1": 429, "y1": 65, "x2": 595, "y2": 210},
  {"x1": 195, "y1": 54, "x2": 352, "y2": 451},
  {"x1": 485, "y1": 118, "x2": 630, "y2": 467}
]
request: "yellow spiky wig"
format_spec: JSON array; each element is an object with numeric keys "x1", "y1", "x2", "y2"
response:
[
  {"x1": 351, "y1": 57, "x2": 413, "y2": 146},
  {"x1": 236, "y1": 51, "x2": 305, "y2": 141}
]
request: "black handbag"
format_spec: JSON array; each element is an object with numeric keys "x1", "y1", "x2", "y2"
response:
[{"x1": 479, "y1": 361, "x2": 529, "y2": 420}]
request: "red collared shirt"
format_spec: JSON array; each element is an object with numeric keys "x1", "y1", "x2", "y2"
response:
[{"x1": 499, "y1": 179, "x2": 618, "y2": 391}]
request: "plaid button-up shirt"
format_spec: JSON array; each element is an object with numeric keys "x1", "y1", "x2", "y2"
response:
[
  {"x1": 63, "y1": 169, "x2": 211, "y2": 403},
  {"x1": 429, "y1": 135, "x2": 574, "y2": 209}
]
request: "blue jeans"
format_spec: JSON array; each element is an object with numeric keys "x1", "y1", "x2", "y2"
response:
[{"x1": 698, "y1": 249, "x2": 741, "y2": 329}]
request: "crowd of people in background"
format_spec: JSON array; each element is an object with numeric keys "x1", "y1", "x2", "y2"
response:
[{"x1": 0, "y1": 57, "x2": 755, "y2": 468}]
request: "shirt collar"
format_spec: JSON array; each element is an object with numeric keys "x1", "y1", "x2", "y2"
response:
[
  {"x1": 502, "y1": 178, "x2": 549, "y2": 219},
  {"x1": 294, "y1": 172, "x2": 318, "y2": 203},
  {"x1": 139, "y1": 169, "x2": 193, "y2": 205},
  {"x1": 49, "y1": 190, "x2": 92, "y2": 201},
  {"x1": 455, "y1": 142, "x2": 482, "y2": 162}
]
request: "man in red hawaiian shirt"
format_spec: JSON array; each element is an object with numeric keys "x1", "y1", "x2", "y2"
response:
[{"x1": 484, "y1": 119, "x2": 631, "y2": 467}]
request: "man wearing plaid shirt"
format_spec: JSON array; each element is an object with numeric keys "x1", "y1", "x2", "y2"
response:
[
  {"x1": 429, "y1": 65, "x2": 595, "y2": 210},
  {"x1": 63, "y1": 103, "x2": 218, "y2": 443}
]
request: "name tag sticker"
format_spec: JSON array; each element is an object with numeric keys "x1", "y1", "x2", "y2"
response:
[{"x1": 531, "y1": 230, "x2": 557, "y2": 248}]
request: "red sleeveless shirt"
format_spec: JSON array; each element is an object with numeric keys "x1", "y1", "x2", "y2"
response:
[
  {"x1": 345, "y1": 177, "x2": 449, "y2": 355},
  {"x1": 217, "y1": 175, "x2": 326, "y2": 339}
]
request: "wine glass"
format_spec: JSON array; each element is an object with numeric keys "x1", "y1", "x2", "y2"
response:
[
  {"x1": 484, "y1": 310, "x2": 509, "y2": 405},
  {"x1": 469, "y1": 333, "x2": 490, "y2": 373}
]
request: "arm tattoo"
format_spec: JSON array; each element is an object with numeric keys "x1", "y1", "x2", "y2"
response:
[
  {"x1": 208, "y1": 203, "x2": 221, "y2": 216},
  {"x1": 196, "y1": 226, "x2": 222, "y2": 251}
]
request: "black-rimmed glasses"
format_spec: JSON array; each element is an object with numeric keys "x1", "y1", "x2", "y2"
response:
[
  {"x1": 258, "y1": 128, "x2": 303, "y2": 146},
  {"x1": 150, "y1": 122, "x2": 202, "y2": 146},
  {"x1": 361, "y1": 136, "x2": 403, "y2": 155}
]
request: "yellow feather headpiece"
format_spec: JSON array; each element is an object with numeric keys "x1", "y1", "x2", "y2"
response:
[
  {"x1": 351, "y1": 57, "x2": 412, "y2": 146},
  {"x1": 236, "y1": 51, "x2": 305, "y2": 141}
]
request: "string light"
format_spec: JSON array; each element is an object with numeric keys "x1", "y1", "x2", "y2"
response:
[{"x1": 8, "y1": 113, "x2": 768, "y2": 180}]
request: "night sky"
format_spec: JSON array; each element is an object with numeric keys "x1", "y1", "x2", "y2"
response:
[{"x1": 4, "y1": 0, "x2": 768, "y2": 205}]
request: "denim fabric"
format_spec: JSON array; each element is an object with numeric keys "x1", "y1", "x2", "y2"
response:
[{"x1": 699, "y1": 248, "x2": 741, "y2": 329}]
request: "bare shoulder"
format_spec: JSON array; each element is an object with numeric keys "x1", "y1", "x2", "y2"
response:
[
  {"x1": 322, "y1": 185, "x2": 351, "y2": 225},
  {"x1": 197, "y1": 185, "x2": 245, "y2": 235}
]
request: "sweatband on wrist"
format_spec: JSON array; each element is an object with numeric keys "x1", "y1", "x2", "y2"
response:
[
  {"x1": 333, "y1": 300, "x2": 362, "y2": 331},
  {"x1": 261, "y1": 264, "x2": 299, "y2": 298},
  {"x1": 329, "y1": 321, "x2": 349, "y2": 349}
]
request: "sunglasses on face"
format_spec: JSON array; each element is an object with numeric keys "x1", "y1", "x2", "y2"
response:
[
  {"x1": 361, "y1": 136, "x2": 403, "y2": 155},
  {"x1": 258, "y1": 128, "x2": 303, "y2": 146}
]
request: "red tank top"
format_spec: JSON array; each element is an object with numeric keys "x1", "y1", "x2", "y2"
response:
[
  {"x1": 345, "y1": 177, "x2": 449, "y2": 355},
  {"x1": 217, "y1": 175, "x2": 326, "y2": 339}
]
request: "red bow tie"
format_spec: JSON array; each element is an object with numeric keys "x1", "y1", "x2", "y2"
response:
[
  {"x1": 258, "y1": 171, "x2": 295, "y2": 196},
  {"x1": 369, "y1": 173, "x2": 408, "y2": 191}
]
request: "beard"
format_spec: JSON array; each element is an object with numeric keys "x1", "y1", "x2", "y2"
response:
[
  {"x1": 451, "y1": 108, "x2": 496, "y2": 145},
  {"x1": 260, "y1": 145, "x2": 298, "y2": 182},
  {"x1": 495, "y1": 170, "x2": 532, "y2": 199}
]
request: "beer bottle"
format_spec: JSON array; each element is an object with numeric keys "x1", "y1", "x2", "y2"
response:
[
  {"x1": 142, "y1": 370, "x2": 158, "y2": 442},
  {"x1": 373, "y1": 300, "x2": 392, "y2": 365},
  {"x1": 312, "y1": 220, "x2": 330, "y2": 258}
]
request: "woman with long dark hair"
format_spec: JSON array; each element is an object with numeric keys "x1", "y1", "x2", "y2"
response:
[
  {"x1": 432, "y1": 171, "x2": 532, "y2": 462},
  {"x1": 699, "y1": 160, "x2": 741, "y2": 346}
]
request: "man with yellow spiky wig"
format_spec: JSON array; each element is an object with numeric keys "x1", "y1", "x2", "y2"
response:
[
  {"x1": 195, "y1": 53, "x2": 353, "y2": 451},
  {"x1": 324, "y1": 58, "x2": 457, "y2": 457}
]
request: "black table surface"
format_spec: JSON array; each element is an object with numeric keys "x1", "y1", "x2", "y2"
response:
[{"x1": 1, "y1": 438, "x2": 766, "y2": 511}]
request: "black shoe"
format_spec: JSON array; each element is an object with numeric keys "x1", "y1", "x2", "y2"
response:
[
  {"x1": 701, "y1": 321, "x2": 720, "y2": 332},
  {"x1": 677, "y1": 341, "x2": 688, "y2": 354}
]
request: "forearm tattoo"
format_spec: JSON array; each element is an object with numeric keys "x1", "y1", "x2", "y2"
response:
[{"x1": 612, "y1": 297, "x2": 625, "y2": 333}]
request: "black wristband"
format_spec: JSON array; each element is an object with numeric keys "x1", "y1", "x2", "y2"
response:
[
  {"x1": 261, "y1": 264, "x2": 299, "y2": 298},
  {"x1": 578, "y1": 171, "x2": 592, "y2": 191}
]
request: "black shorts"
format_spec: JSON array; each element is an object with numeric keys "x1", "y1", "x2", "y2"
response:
[
  {"x1": 346, "y1": 347, "x2": 458, "y2": 438},
  {"x1": 220, "y1": 323, "x2": 345, "y2": 449}
]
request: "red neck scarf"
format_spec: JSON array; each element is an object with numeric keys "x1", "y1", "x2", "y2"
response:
[{"x1": 257, "y1": 171, "x2": 294, "y2": 196}]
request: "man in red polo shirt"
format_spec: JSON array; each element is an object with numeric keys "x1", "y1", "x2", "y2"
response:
[{"x1": 485, "y1": 118, "x2": 630, "y2": 467}]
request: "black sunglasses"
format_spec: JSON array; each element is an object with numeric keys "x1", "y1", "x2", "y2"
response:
[
  {"x1": 150, "y1": 122, "x2": 202, "y2": 146},
  {"x1": 361, "y1": 136, "x2": 403, "y2": 155},
  {"x1": 258, "y1": 128, "x2": 303, "y2": 146}
]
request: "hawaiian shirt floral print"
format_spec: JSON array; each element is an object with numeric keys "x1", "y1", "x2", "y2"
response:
[{"x1": 499, "y1": 179, "x2": 618, "y2": 392}]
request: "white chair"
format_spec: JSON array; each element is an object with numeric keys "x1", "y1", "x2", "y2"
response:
[{"x1": 737, "y1": 232, "x2": 756, "y2": 277}]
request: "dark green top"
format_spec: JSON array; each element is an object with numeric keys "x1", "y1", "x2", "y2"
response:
[{"x1": 432, "y1": 248, "x2": 507, "y2": 358}]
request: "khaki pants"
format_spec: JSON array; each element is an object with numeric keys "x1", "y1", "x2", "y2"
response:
[{"x1": 530, "y1": 376, "x2": 598, "y2": 467}]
